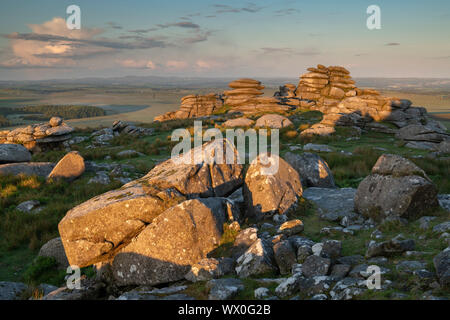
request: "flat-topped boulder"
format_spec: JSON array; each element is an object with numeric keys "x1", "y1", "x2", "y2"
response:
[
  {"x1": 255, "y1": 114, "x2": 293, "y2": 129},
  {"x1": 355, "y1": 154, "x2": 439, "y2": 221},
  {"x1": 222, "y1": 117, "x2": 255, "y2": 128},
  {"x1": 0, "y1": 144, "x2": 31, "y2": 164}
]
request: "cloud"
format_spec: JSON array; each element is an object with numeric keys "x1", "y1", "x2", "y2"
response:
[
  {"x1": 385, "y1": 42, "x2": 400, "y2": 46},
  {"x1": 166, "y1": 60, "x2": 187, "y2": 69},
  {"x1": 127, "y1": 28, "x2": 158, "y2": 34},
  {"x1": 119, "y1": 59, "x2": 156, "y2": 69},
  {"x1": 274, "y1": 8, "x2": 301, "y2": 16},
  {"x1": 260, "y1": 47, "x2": 320, "y2": 56},
  {"x1": 195, "y1": 59, "x2": 222, "y2": 69},
  {"x1": 213, "y1": 3, "x2": 264, "y2": 14},
  {"x1": 183, "y1": 31, "x2": 212, "y2": 44},
  {"x1": 157, "y1": 22, "x2": 200, "y2": 29},
  {"x1": 1, "y1": 17, "x2": 169, "y2": 68},
  {"x1": 106, "y1": 22, "x2": 123, "y2": 30}
]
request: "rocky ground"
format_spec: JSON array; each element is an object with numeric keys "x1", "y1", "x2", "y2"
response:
[{"x1": 0, "y1": 75, "x2": 449, "y2": 301}]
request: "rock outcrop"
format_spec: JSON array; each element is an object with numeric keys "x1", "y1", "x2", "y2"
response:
[
  {"x1": 59, "y1": 138, "x2": 243, "y2": 269},
  {"x1": 255, "y1": 114, "x2": 293, "y2": 129},
  {"x1": 354, "y1": 154, "x2": 439, "y2": 221},
  {"x1": 154, "y1": 94, "x2": 223, "y2": 122},
  {"x1": 0, "y1": 117, "x2": 74, "y2": 152}
]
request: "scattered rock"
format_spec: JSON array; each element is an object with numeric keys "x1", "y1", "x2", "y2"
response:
[
  {"x1": 185, "y1": 258, "x2": 234, "y2": 282},
  {"x1": 284, "y1": 152, "x2": 335, "y2": 188},
  {"x1": 303, "y1": 143, "x2": 333, "y2": 153},
  {"x1": 366, "y1": 235, "x2": 415, "y2": 258},
  {"x1": 277, "y1": 219, "x2": 304, "y2": 236},
  {"x1": 235, "y1": 238, "x2": 277, "y2": 278},
  {"x1": 0, "y1": 162, "x2": 54, "y2": 177},
  {"x1": 433, "y1": 247, "x2": 450, "y2": 289},
  {"x1": 273, "y1": 240, "x2": 297, "y2": 275},
  {"x1": 254, "y1": 287, "x2": 270, "y2": 299},
  {"x1": 303, "y1": 187, "x2": 356, "y2": 221},
  {"x1": 47, "y1": 151, "x2": 85, "y2": 181},
  {"x1": 0, "y1": 282, "x2": 28, "y2": 300},
  {"x1": 206, "y1": 278, "x2": 244, "y2": 300},
  {"x1": 302, "y1": 255, "x2": 331, "y2": 278}
]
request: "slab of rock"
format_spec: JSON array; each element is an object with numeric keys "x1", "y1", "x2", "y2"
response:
[
  {"x1": 244, "y1": 153, "x2": 303, "y2": 219},
  {"x1": 273, "y1": 240, "x2": 297, "y2": 275},
  {"x1": 355, "y1": 154, "x2": 438, "y2": 221},
  {"x1": 302, "y1": 255, "x2": 331, "y2": 278},
  {"x1": 206, "y1": 278, "x2": 244, "y2": 300},
  {"x1": 277, "y1": 219, "x2": 304, "y2": 236},
  {"x1": 235, "y1": 238, "x2": 277, "y2": 278},
  {"x1": 38, "y1": 237, "x2": 70, "y2": 269},
  {"x1": 255, "y1": 114, "x2": 293, "y2": 129},
  {"x1": 0, "y1": 162, "x2": 54, "y2": 177},
  {"x1": 59, "y1": 138, "x2": 243, "y2": 268},
  {"x1": 222, "y1": 117, "x2": 255, "y2": 128},
  {"x1": 0, "y1": 282, "x2": 27, "y2": 300},
  {"x1": 433, "y1": 247, "x2": 450, "y2": 288},
  {"x1": 303, "y1": 143, "x2": 333, "y2": 153},
  {"x1": 284, "y1": 152, "x2": 335, "y2": 188},
  {"x1": 47, "y1": 151, "x2": 85, "y2": 181},
  {"x1": 365, "y1": 235, "x2": 415, "y2": 258},
  {"x1": 111, "y1": 197, "x2": 238, "y2": 286},
  {"x1": 185, "y1": 257, "x2": 234, "y2": 282},
  {"x1": 303, "y1": 187, "x2": 357, "y2": 221},
  {"x1": 16, "y1": 200, "x2": 41, "y2": 213},
  {"x1": 0, "y1": 144, "x2": 31, "y2": 164}
]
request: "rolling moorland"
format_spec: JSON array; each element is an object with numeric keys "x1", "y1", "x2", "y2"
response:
[{"x1": 0, "y1": 72, "x2": 449, "y2": 300}]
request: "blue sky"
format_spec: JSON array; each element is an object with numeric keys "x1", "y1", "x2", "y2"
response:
[{"x1": 0, "y1": 0, "x2": 449, "y2": 80}]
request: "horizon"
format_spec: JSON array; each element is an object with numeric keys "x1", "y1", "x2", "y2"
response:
[{"x1": 1, "y1": 0, "x2": 450, "y2": 80}]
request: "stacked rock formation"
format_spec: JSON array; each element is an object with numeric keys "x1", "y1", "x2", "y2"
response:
[
  {"x1": 224, "y1": 78, "x2": 293, "y2": 114},
  {"x1": 0, "y1": 117, "x2": 74, "y2": 152},
  {"x1": 295, "y1": 65, "x2": 356, "y2": 111},
  {"x1": 154, "y1": 93, "x2": 223, "y2": 122}
]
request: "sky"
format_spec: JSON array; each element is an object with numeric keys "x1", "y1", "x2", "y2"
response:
[{"x1": 0, "y1": 0, "x2": 449, "y2": 80}]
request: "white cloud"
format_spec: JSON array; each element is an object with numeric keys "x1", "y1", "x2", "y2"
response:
[{"x1": 166, "y1": 60, "x2": 187, "y2": 69}]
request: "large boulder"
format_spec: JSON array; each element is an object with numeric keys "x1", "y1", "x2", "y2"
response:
[
  {"x1": 355, "y1": 154, "x2": 438, "y2": 221},
  {"x1": 255, "y1": 114, "x2": 293, "y2": 129},
  {"x1": 0, "y1": 162, "x2": 54, "y2": 177},
  {"x1": 243, "y1": 153, "x2": 303, "y2": 220},
  {"x1": 111, "y1": 197, "x2": 238, "y2": 286},
  {"x1": 59, "y1": 138, "x2": 243, "y2": 268},
  {"x1": 284, "y1": 152, "x2": 335, "y2": 188},
  {"x1": 47, "y1": 151, "x2": 85, "y2": 181},
  {"x1": 0, "y1": 144, "x2": 31, "y2": 164},
  {"x1": 222, "y1": 117, "x2": 255, "y2": 128},
  {"x1": 433, "y1": 247, "x2": 450, "y2": 289}
]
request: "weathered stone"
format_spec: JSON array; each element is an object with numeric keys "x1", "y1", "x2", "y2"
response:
[
  {"x1": 16, "y1": 200, "x2": 41, "y2": 213},
  {"x1": 273, "y1": 240, "x2": 297, "y2": 275},
  {"x1": 222, "y1": 117, "x2": 255, "y2": 128},
  {"x1": 277, "y1": 219, "x2": 304, "y2": 236},
  {"x1": 255, "y1": 114, "x2": 293, "y2": 129},
  {"x1": 244, "y1": 153, "x2": 303, "y2": 219},
  {"x1": 47, "y1": 151, "x2": 85, "y2": 181},
  {"x1": 302, "y1": 255, "x2": 331, "y2": 278},
  {"x1": 303, "y1": 143, "x2": 333, "y2": 153},
  {"x1": 303, "y1": 187, "x2": 357, "y2": 221},
  {"x1": 235, "y1": 238, "x2": 277, "y2": 278},
  {"x1": 433, "y1": 247, "x2": 450, "y2": 288},
  {"x1": 433, "y1": 221, "x2": 450, "y2": 234},
  {"x1": 275, "y1": 273, "x2": 302, "y2": 297},
  {"x1": 366, "y1": 235, "x2": 415, "y2": 258},
  {"x1": 0, "y1": 282, "x2": 27, "y2": 300},
  {"x1": 206, "y1": 278, "x2": 244, "y2": 300},
  {"x1": 111, "y1": 198, "x2": 238, "y2": 286},
  {"x1": 185, "y1": 258, "x2": 234, "y2": 282},
  {"x1": 49, "y1": 117, "x2": 63, "y2": 127},
  {"x1": 59, "y1": 139, "x2": 243, "y2": 267},
  {"x1": 284, "y1": 152, "x2": 335, "y2": 188},
  {"x1": 38, "y1": 237, "x2": 69, "y2": 269},
  {"x1": 0, "y1": 162, "x2": 54, "y2": 177},
  {"x1": 0, "y1": 144, "x2": 31, "y2": 164}
]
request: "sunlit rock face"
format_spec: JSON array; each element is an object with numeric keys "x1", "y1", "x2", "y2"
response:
[{"x1": 58, "y1": 138, "x2": 243, "y2": 269}]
